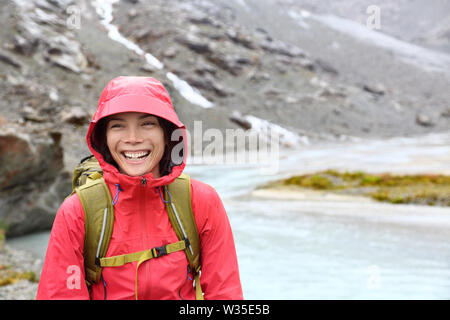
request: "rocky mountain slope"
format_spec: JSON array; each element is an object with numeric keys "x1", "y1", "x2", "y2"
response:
[
  {"x1": 0, "y1": 0, "x2": 449, "y2": 237},
  {"x1": 113, "y1": 0, "x2": 450, "y2": 138}
]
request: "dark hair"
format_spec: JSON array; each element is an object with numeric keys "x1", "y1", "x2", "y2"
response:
[
  {"x1": 91, "y1": 115, "x2": 183, "y2": 177},
  {"x1": 159, "y1": 117, "x2": 184, "y2": 176}
]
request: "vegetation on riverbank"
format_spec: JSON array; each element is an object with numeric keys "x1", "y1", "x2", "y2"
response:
[
  {"x1": 0, "y1": 228, "x2": 4, "y2": 246},
  {"x1": 0, "y1": 265, "x2": 38, "y2": 287},
  {"x1": 268, "y1": 170, "x2": 450, "y2": 206},
  {"x1": 0, "y1": 227, "x2": 38, "y2": 288}
]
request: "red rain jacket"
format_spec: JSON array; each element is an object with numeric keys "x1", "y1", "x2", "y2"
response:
[{"x1": 36, "y1": 77, "x2": 243, "y2": 300}]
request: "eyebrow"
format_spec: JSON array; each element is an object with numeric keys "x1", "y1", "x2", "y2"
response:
[
  {"x1": 139, "y1": 114, "x2": 156, "y2": 120},
  {"x1": 108, "y1": 114, "x2": 156, "y2": 121}
]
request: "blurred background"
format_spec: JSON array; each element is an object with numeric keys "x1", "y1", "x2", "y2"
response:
[{"x1": 0, "y1": 0, "x2": 449, "y2": 299}]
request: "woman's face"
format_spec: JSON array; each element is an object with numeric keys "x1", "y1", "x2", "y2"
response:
[{"x1": 106, "y1": 112, "x2": 166, "y2": 178}]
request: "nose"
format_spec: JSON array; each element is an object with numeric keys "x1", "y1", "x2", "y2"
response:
[{"x1": 123, "y1": 127, "x2": 143, "y2": 144}]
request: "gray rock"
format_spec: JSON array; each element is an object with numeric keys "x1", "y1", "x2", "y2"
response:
[
  {"x1": 297, "y1": 57, "x2": 316, "y2": 71},
  {"x1": 247, "y1": 70, "x2": 271, "y2": 83},
  {"x1": 0, "y1": 245, "x2": 41, "y2": 300},
  {"x1": 21, "y1": 106, "x2": 47, "y2": 123},
  {"x1": 415, "y1": 113, "x2": 435, "y2": 127},
  {"x1": 188, "y1": 13, "x2": 217, "y2": 27},
  {"x1": 127, "y1": 8, "x2": 139, "y2": 19},
  {"x1": 207, "y1": 52, "x2": 253, "y2": 75},
  {"x1": 61, "y1": 106, "x2": 90, "y2": 125},
  {"x1": 363, "y1": 83, "x2": 386, "y2": 95},
  {"x1": 185, "y1": 74, "x2": 233, "y2": 97},
  {"x1": 259, "y1": 39, "x2": 306, "y2": 57},
  {"x1": 32, "y1": 7, "x2": 65, "y2": 27},
  {"x1": 263, "y1": 87, "x2": 284, "y2": 96},
  {"x1": 194, "y1": 61, "x2": 217, "y2": 75},
  {"x1": 162, "y1": 46, "x2": 178, "y2": 59},
  {"x1": 0, "y1": 124, "x2": 68, "y2": 237},
  {"x1": 315, "y1": 59, "x2": 339, "y2": 75},
  {"x1": 440, "y1": 108, "x2": 450, "y2": 118},
  {"x1": 229, "y1": 112, "x2": 252, "y2": 130},
  {"x1": 0, "y1": 280, "x2": 38, "y2": 300},
  {"x1": 132, "y1": 27, "x2": 168, "y2": 45},
  {"x1": 175, "y1": 33, "x2": 212, "y2": 54},
  {"x1": 44, "y1": 38, "x2": 88, "y2": 74},
  {"x1": 226, "y1": 29, "x2": 258, "y2": 49},
  {"x1": 12, "y1": 34, "x2": 39, "y2": 56},
  {"x1": 318, "y1": 87, "x2": 347, "y2": 98},
  {"x1": 0, "y1": 50, "x2": 22, "y2": 69},
  {"x1": 47, "y1": 0, "x2": 75, "y2": 8},
  {"x1": 140, "y1": 63, "x2": 158, "y2": 73}
]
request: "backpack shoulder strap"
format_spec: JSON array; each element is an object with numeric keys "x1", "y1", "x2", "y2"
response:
[
  {"x1": 165, "y1": 173, "x2": 203, "y2": 299},
  {"x1": 75, "y1": 176, "x2": 114, "y2": 287}
]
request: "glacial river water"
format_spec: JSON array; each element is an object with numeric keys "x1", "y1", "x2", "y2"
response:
[{"x1": 9, "y1": 132, "x2": 450, "y2": 299}]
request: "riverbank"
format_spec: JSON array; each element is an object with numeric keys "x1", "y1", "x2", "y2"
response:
[
  {"x1": 0, "y1": 242, "x2": 41, "y2": 300},
  {"x1": 246, "y1": 169, "x2": 450, "y2": 232},
  {"x1": 247, "y1": 186, "x2": 450, "y2": 232},
  {"x1": 256, "y1": 170, "x2": 450, "y2": 207}
]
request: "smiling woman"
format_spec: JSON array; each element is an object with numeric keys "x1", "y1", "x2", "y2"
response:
[
  {"x1": 106, "y1": 113, "x2": 166, "y2": 178},
  {"x1": 36, "y1": 76, "x2": 243, "y2": 300}
]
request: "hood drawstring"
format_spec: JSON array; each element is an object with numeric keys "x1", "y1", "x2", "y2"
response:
[
  {"x1": 158, "y1": 186, "x2": 171, "y2": 204},
  {"x1": 112, "y1": 184, "x2": 122, "y2": 206},
  {"x1": 113, "y1": 184, "x2": 170, "y2": 206}
]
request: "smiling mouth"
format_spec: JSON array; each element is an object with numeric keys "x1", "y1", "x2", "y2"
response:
[{"x1": 122, "y1": 150, "x2": 151, "y2": 161}]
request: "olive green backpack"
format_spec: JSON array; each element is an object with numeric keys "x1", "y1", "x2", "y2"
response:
[{"x1": 70, "y1": 155, "x2": 203, "y2": 300}]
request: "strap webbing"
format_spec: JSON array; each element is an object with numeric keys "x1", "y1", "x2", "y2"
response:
[
  {"x1": 194, "y1": 271, "x2": 204, "y2": 300},
  {"x1": 99, "y1": 240, "x2": 187, "y2": 300},
  {"x1": 100, "y1": 240, "x2": 186, "y2": 267}
]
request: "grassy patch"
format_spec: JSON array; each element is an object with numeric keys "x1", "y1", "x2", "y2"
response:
[
  {"x1": 0, "y1": 226, "x2": 38, "y2": 287},
  {"x1": 0, "y1": 265, "x2": 38, "y2": 287},
  {"x1": 0, "y1": 229, "x2": 4, "y2": 248},
  {"x1": 279, "y1": 170, "x2": 450, "y2": 206},
  {"x1": 284, "y1": 174, "x2": 334, "y2": 190}
]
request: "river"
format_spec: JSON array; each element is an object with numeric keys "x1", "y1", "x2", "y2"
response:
[{"x1": 8, "y1": 131, "x2": 450, "y2": 299}]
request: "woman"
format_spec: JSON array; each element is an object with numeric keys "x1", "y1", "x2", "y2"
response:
[{"x1": 36, "y1": 76, "x2": 243, "y2": 300}]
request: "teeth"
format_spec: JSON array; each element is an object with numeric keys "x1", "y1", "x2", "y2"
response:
[{"x1": 123, "y1": 151, "x2": 150, "y2": 159}]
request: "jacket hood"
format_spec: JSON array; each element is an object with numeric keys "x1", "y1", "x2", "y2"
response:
[{"x1": 86, "y1": 76, "x2": 187, "y2": 188}]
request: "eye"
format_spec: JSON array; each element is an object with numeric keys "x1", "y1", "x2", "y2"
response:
[
  {"x1": 109, "y1": 122, "x2": 123, "y2": 129},
  {"x1": 142, "y1": 121, "x2": 157, "y2": 127}
]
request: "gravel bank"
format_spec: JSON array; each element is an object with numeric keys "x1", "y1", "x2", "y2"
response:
[{"x1": 0, "y1": 244, "x2": 42, "y2": 300}]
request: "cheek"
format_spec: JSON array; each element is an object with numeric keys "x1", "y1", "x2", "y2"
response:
[
  {"x1": 153, "y1": 129, "x2": 167, "y2": 152},
  {"x1": 106, "y1": 132, "x2": 118, "y2": 155},
  {"x1": 153, "y1": 138, "x2": 166, "y2": 160}
]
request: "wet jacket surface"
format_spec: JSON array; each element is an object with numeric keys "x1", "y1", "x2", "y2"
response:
[{"x1": 36, "y1": 77, "x2": 243, "y2": 300}]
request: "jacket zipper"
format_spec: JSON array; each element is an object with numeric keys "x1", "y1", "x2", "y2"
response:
[
  {"x1": 137, "y1": 178, "x2": 148, "y2": 299},
  {"x1": 140, "y1": 177, "x2": 149, "y2": 299}
]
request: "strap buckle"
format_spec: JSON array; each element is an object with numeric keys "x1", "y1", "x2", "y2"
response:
[
  {"x1": 184, "y1": 237, "x2": 190, "y2": 249},
  {"x1": 151, "y1": 245, "x2": 167, "y2": 258}
]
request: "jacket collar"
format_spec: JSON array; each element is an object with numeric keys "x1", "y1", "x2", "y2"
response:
[{"x1": 100, "y1": 157, "x2": 184, "y2": 189}]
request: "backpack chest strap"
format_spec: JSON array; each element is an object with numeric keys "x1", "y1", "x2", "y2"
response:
[
  {"x1": 99, "y1": 239, "x2": 188, "y2": 300},
  {"x1": 99, "y1": 239, "x2": 188, "y2": 267}
]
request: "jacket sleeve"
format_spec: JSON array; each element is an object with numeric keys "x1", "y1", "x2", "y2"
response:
[
  {"x1": 36, "y1": 194, "x2": 90, "y2": 300},
  {"x1": 191, "y1": 179, "x2": 244, "y2": 300}
]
